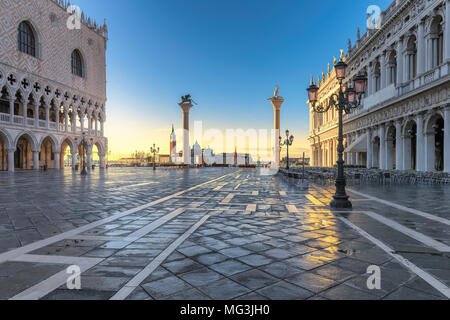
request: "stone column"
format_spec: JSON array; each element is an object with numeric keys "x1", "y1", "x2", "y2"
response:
[
  {"x1": 425, "y1": 130, "x2": 435, "y2": 172},
  {"x1": 99, "y1": 153, "x2": 106, "y2": 169},
  {"x1": 100, "y1": 121, "x2": 104, "y2": 137},
  {"x1": 446, "y1": 0, "x2": 450, "y2": 62},
  {"x1": 379, "y1": 125, "x2": 386, "y2": 169},
  {"x1": 179, "y1": 102, "x2": 194, "y2": 165},
  {"x1": 380, "y1": 53, "x2": 386, "y2": 89},
  {"x1": 396, "y1": 39, "x2": 404, "y2": 86},
  {"x1": 9, "y1": 98, "x2": 14, "y2": 124},
  {"x1": 87, "y1": 113, "x2": 92, "y2": 136},
  {"x1": 72, "y1": 110, "x2": 77, "y2": 133},
  {"x1": 72, "y1": 151, "x2": 77, "y2": 170},
  {"x1": 367, "y1": 64, "x2": 373, "y2": 96},
  {"x1": 55, "y1": 108, "x2": 60, "y2": 131},
  {"x1": 53, "y1": 152, "x2": 60, "y2": 169},
  {"x1": 270, "y1": 97, "x2": 284, "y2": 168},
  {"x1": 395, "y1": 120, "x2": 403, "y2": 170},
  {"x1": 34, "y1": 102, "x2": 39, "y2": 128},
  {"x1": 95, "y1": 117, "x2": 98, "y2": 136},
  {"x1": 7, "y1": 149, "x2": 15, "y2": 172},
  {"x1": 444, "y1": 106, "x2": 450, "y2": 173},
  {"x1": 86, "y1": 148, "x2": 92, "y2": 170},
  {"x1": 80, "y1": 112, "x2": 85, "y2": 133},
  {"x1": 417, "y1": 20, "x2": 425, "y2": 75},
  {"x1": 403, "y1": 133, "x2": 412, "y2": 170},
  {"x1": 416, "y1": 113, "x2": 425, "y2": 171},
  {"x1": 65, "y1": 110, "x2": 69, "y2": 132},
  {"x1": 33, "y1": 151, "x2": 39, "y2": 170},
  {"x1": 45, "y1": 106, "x2": 50, "y2": 129},
  {"x1": 318, "y1": 143, "x2": 322, "y2": 167},
  {"x1": 366, "y1": 130, "x2": 372, "y2": 169}
]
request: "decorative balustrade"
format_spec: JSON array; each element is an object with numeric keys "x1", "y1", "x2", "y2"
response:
[
  {"x1": 39, "y1": 120, "x2": 46, "y2": 128},
  {"x1": 13, "y1": 116, "x2": 23, "y2": 125},
  {"x1": 0, "y1": 113, "x2": 10, "y2": 123}
]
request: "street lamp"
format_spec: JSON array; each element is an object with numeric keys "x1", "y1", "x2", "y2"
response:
[
  {"x1": 280, "y1": 130, "x2": 294, "y2": 170},
  {"x1": 150, "y1": 144, "x2": 160, "y2": 171},
  {"x1": 307, "y1": 59, "x2": 367, "y2": 209}
]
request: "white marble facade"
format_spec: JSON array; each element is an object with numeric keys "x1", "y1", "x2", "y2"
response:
[
  {"x1": 309, "y1": 0, "x2": 450, "y2": 173},
  {"x1": 0, "y1": 0, "x2": 108, "y2": 172}
]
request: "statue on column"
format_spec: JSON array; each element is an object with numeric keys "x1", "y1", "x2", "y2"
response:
[
  {"x1": 267, "y1": 86, "x2": 282, "y2": 101},
  {"x1": 181, "y1": 94, "x2": 197, "y2": 105}
]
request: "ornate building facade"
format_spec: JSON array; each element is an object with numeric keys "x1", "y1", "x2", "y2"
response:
[
  {"x1": 0, "y1": 0, "x2": 108, "y2": 172},
  {"x1": 309, "y1": 0, "x2": 450, "y2": 173}
]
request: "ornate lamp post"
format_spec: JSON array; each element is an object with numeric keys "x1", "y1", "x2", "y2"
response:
[
  {"x1": 150, "y1": 144, "x2": 160, "y2": 171},
  {"x1": 280, "y1": 130, "x2": 294, "y2": 170},
  {"x1": 307, "y1": 59, "x2": 367, "y2": 209}
]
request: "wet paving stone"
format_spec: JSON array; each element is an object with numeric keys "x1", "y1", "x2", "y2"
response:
[
  {"x1": 257, "y1": 281, "x2": 314, "y2": 300},
  {"x1": 1, "y1": 168, "x2": 449, "y2": 300},
  {"x1": 142, "y1": 276, "x2": 193, "y2": 299},
  {"x1": 198, "y1": 278, "x2": 251, "y2": 300}
]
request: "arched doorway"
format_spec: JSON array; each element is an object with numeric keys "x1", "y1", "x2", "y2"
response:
[
  {"x1": 386, "y1": 125, "x2": 396, "y2": 170},
  {"x1": 15, "y1": 134, "x2": 34, "y2": 170},
  {"x1": 61, "y1": 138, "x2": 74, "y2": 169},
  {"x1": 425, "y1": 114, "x2": 444, "y2": 172},
  {"x1": 92, "y1": 143, "x2": 101, "y2": 168},
  {"x1": 0, "y1": 133, "x2": 7, "y2": 171},
  {"x1": 40, "y1": 137, "x2": 54, "y2": 169},
  {"x1": 372, "y1": 136, "x2": 380, "y2": 168},
  {"x1": 403, "y1": 121, "x2": 417, "y2": 170}
]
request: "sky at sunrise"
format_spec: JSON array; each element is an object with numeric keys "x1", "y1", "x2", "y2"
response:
[{"x1": 73, "y1": 0, "x2": 392, "y2": 160}]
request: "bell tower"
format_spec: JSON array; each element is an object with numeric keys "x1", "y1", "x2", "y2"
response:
[{"x1": 170, "y1": 125, "x2": 176, "y2": 163}]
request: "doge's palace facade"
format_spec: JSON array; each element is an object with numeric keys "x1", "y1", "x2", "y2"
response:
[
  {"x1": 309, "y1": 0, "x2": 450, "y2": 173},
  {"x1": 0, "y1": 0, "x2": 108, "y2": 172}
]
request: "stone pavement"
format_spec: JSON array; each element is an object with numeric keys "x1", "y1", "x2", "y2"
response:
[{"x1": 0, "y1": 168, "x2": 449, "y2": 300}]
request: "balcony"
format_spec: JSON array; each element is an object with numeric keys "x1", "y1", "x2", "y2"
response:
[
  {"x1": 0, "y1": 113, "x2": 103, "y2": 138},
  {"x1": 400, "y1": 63, "x2": 449, "y2": 95}
]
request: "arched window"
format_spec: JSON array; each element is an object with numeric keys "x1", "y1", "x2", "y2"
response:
[
  {"x1": 374, "y1": 62, "x2": 381, "y2": 92},
  {"x1": 18, "y1": 21, "x2": 36, "y2": 57},
  {"x1": 387, "y1": 51, "x2": 397, "y2": 85},
  {"x1": 71, "y1": 50, "x2": 84, "y2": 77},
  {"x1": 405, "y1": 36, "x2": 417, "y2": 80}
]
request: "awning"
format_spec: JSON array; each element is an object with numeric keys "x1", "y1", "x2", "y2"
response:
[{"x1": 345, "y1": 133, "x2": 367, "y2": 153}]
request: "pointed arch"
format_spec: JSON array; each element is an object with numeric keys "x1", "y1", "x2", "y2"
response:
[
  {"x1": 0, "y1": 128, "x2": 13, "y2": 150},
  {"x1": 39, "y1": 134, "x2": 59, "y2": 152}
]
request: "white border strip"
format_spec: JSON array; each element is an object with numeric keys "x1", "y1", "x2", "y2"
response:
[
  {"x1": 0, "y1": 172, "x2": 235, "y2": 264},
  {"x1": 363, "y1": 211, "x2": 450, "y2": 252},
  {"x1": 347, "y1": 188, "x2": 450, "y2": 226},
  {"x1": 339, "y1": 217, "x2": 450, "y2": 299},
  {"x1": 110, "y1": 215, "x2": 211, "y2": 300},
  {"x1": 9, "y1": 257, "x2": 103, "y2": 300}
]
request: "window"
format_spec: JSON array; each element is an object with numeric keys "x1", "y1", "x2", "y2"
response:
[
  {"x1": 18, "y1": 21, "x2": 36, "y2": 57},
  {"x1": 71, "y1": 50, "x2": 83, "y2": 77}
]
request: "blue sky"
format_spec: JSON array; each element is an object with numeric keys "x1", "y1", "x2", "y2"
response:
[{"x1": 74, "y1": 0, "x2": 392, "y2": 158}]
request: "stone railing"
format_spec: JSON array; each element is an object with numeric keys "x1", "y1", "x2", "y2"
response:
[{"x1": 0, "y1": 113, "x2": 103, "y2": 137}]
